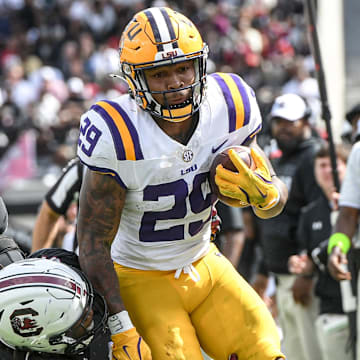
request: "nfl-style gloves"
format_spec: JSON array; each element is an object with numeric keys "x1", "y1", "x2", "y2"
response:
[
  {"x1": 215, "y1": 148, "x2": 280, "y2": 210},
  {"x1": 109, "y1": 311, "x2": 152, "y2": 360}
]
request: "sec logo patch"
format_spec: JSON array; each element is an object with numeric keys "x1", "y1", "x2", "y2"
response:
[{"x1": 182, "y1": 149, "x2": 194, "y2": 162}]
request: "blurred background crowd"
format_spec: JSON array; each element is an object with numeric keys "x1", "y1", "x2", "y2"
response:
[
  {"x1": 2, "y1": 1, "x2": 360, "y2": 359},
  {"x1": 0, "y1": 0, "x2": 319, "y2": 192}
]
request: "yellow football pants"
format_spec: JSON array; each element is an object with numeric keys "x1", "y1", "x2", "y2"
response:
[{"x1": 114, "y1": 244, "x2": 284, "y2": 360}]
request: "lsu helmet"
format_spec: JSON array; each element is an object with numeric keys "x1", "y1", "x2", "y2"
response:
[
  {"x1": 119, "y1": 7, "x2": 208, "y2": 122},
  {"x1": 0, "y1": 258, "x2": 107, "y2": 355}
]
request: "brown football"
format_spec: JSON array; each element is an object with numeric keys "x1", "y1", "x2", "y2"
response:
[{"x1": 209, "y1": 145, "x2": 255, "y2": 206}]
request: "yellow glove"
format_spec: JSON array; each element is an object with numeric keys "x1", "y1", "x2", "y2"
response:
[
  {"x1": 215, "y1": 148, "x2": 280, "y2": 210},
  {"x1": 111, "y1": 328, "x2": 152, "y2": 360}
]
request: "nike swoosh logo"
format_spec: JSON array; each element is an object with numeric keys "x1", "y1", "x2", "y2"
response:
[
  {"x1": 122, "y1": 345, "x2": 131, "y2": 359},
  {"x1": 212, "y1": 140, "x2": 227, "y2": 153},
  {"x1": 255, "y1": 185, "x2": 267, "y2": 199}
]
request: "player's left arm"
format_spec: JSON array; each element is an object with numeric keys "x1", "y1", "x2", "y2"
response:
[{"x1": 216, "y1": 137, "x2": 288, "y2": 219}]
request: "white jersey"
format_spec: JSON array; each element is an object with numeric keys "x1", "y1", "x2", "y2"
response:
[
  {"x1": 339, "y1": 141, "x2": 360, "y2": 209},
  {"x1": 339, "y1": 141, "x2": 360, "y2": 248},
  {"x1": 77, "y1": 73, "x2": 262, "y2": 270}
]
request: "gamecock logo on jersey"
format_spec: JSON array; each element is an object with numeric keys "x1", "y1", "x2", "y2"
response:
[
  {"x1": 182, "y1": 149, "x2": 194, "y2": 162},
  {"x1": 10, "y1": 308, "x2": 43, "y2": 337}
]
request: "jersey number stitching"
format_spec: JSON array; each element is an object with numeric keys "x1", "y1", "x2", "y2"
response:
[
  {"x1": 78, "y1": 117, "x2": 102, "y2": 157},
  {"x1": 139, "y1": 173, "x2": 213, "y2": 242}
]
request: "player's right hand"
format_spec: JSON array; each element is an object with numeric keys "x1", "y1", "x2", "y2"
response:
[
  {"x1": 111, "y1": 328, "x2": 152, "y2": 360},
  {"x1": 215, "y1": 148, "x2": 279, "y2": 210}
]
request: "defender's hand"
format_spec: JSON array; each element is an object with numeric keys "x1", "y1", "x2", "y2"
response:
[
  {"x1": 215, "y1": 148, "x2": 279, "y2": 210},
  {"x1": 111, "y1": 328, "x2": 152, "y2": 360}
]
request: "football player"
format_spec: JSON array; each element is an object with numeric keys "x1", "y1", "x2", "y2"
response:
[
  {"x1": 0, "y1": 242, "x2": 108, "y2": 360},
  {"x1": 77, "y1": 7, "x2": 288, "y2": 360}
]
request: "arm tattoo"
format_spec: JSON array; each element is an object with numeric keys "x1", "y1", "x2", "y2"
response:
[{"x1": 77, "y1": 171, "x2": 126, "y2": 313}]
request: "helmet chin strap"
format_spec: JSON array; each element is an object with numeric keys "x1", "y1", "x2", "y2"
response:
[
  {"x1": 161, "y1": 101, "x2": 194, "y2": 122},
  {"x1": 147, "y1": 81, "x2": 199, "y2": 122}
]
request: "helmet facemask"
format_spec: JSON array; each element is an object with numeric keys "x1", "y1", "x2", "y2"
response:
[
  {"x1": 48, "y1": 267, "x2": 108, "y2": 355},
  {"x1": 121, "y1": 48, "x2": 208, "y2": 122}
]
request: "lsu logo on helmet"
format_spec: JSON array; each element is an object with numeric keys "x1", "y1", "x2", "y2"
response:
[{"x1": 119, "y1": 7, "x2": 208, "y2": 122}]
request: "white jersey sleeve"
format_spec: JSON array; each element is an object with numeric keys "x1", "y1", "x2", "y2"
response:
[
  {"x1": 77, "y1": 99, "x2": 143, "y2": 189},
  {"x1": 206, "y1": 72, "x2": 262, "y2": 146},
  {"x1": 339, "y1": 141, "x2": 360, "y2": 209}
]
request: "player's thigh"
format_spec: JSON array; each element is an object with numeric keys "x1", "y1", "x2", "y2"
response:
[
  {"x1": 113, "y1": 263, "x2": 204, "y2": 360},
  {"x1": 191, "y1": 253, "x2": 283, "y2": 360}
]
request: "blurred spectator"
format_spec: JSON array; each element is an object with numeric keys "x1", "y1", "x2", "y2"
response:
[
  {"x1": 0, "y1": 99, "x2": 36, "y2": 193},
  {"x1": 344, "y1": 103, "x2": 360, "y2": 144},
  {"x1": 0, "y1": 101, "x2": 24, "y2": 159},
  {"x1": 288, "y1": 142, "x2": 352, "y2": 360},
  {"x1": 253, "y1": 94, "x2": 324, "y2": 360}
]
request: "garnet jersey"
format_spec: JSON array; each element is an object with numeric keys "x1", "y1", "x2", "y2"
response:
[{"x1": 77, "y1": 73, "x2": 262, "y2": 270}]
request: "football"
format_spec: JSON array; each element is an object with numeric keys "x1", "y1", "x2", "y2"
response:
[{"x1": 209, "y1": 145, "x2": 255, "y2": 206}]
